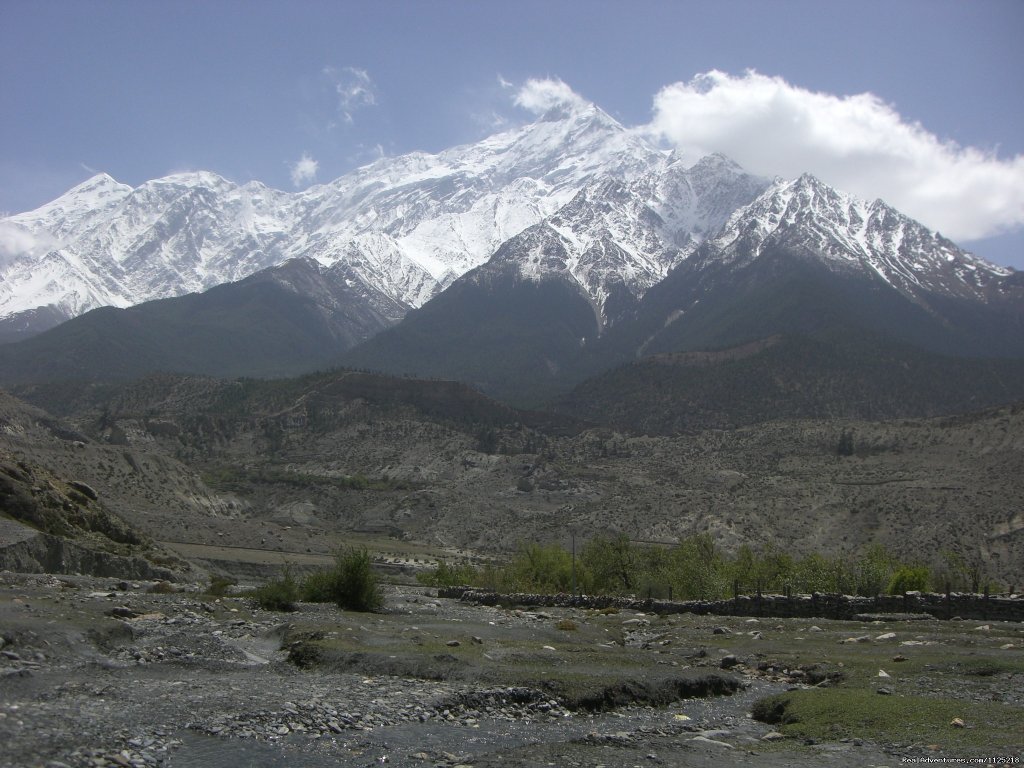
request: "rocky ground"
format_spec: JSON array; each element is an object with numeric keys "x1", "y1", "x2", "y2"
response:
[{"x1": 2, "y1": 571, "x2": 1021, "y2": 768}]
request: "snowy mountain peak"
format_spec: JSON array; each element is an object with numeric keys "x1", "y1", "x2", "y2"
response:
[
  {"x1": 71, "y1": 172, "x2": 127, "y2": 194},
  {"x1": 2, "y1": 96, "x2": 1014, "y2": 346},
  {"x1": 708, "y1": 173, "x2": 1013, "y2": 300}
]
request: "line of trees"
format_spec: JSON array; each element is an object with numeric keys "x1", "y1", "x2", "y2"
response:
[{"x1": 419, "y1": 534, "x2": 1001, "y2": 598}]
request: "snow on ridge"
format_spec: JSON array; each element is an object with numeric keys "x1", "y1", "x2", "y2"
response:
[
  {"x1": 705, "y1": 172, "x2": 1012, "y2": 300},
  {"x1": 3, "y1": 98, "x2": 1012, "y2": 335}
]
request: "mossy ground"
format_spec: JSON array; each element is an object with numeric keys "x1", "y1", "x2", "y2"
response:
[
  {"x1": 754, "y1": 688, "x2": 1023, "y2": 753},
  {"x1": 277, "y1": 597, "x2": 1023, "y2": 756}
]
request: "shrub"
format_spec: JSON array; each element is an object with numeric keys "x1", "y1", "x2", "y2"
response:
[
  {"x1": 887, "y1": 565, "x2": 930, "y2": 594},
  {"x1": 253, "y1": 565, "x2": 299, "y2": 611},
  {"x1": 329, "y1": 547, "x2": 384, "y2": 612},
  {"x1": 511, "y1": 542, "x2": 576, "y2": 593},
  {"x1": 147, "y1": 580, "x2": 177, "y2": 594},
  {"x1": 416, "y1": 559, "x2": 479, "y2": 588},
  {"x1": 206, "y1": 575, "x2": 237, "y2": 597},
  {"x1": 555, "y1": 618, "x2": 578, "y2": 631},
  {"x1": 301, "y1": 569, "x2": 340, "y2": 603}
]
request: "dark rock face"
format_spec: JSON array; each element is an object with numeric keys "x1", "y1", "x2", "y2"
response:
[{"x1": 0, "y1": 529, "x2": 180, "y2": 581}]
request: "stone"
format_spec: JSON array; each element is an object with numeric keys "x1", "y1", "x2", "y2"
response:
[
  {"x1": 762, "y1": 731, "x2": 785, "y2": 741},
  {"x1": 690, "y1": 735, "x2": 733, "y2": 749},
  {"x1": 719, "y1": 654, "x2": 739, "y2": 669},
  {"x1": 950, "y1": 718, "x2": 965, "y2": 728},
  {"x1": 876, "y1": 687, "x2": 892, "y2": 695},
  {"x1": 875, "y1": 632, "x2": 896, "y2": 640},
  {"x1": 446, "y1": 640, "x2": 460, "y2": 647}
]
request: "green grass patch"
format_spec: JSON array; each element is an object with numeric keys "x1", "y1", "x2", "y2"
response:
[{"x1": 752, "y1": 688, "x2": 1023, "y2": 753}]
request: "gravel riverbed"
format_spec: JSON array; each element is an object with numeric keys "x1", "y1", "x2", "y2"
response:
[{"x1": 2, "y1": 572, "x2": 1012, "y2": 767}]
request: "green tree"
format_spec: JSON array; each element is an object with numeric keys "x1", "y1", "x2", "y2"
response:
[
  {"x1": 666, "y1": 534, "x2": 727, "y2": 599},
  {"x1": 581, "y1": 534, "x2": 638, "y2": 594},
  {"x1": 852, "y1": 544, "x2": 895, "y2": 596},
  {"x1": 510, "y1": 542, "x2": 576, "y2": 593},
  {"x1": 887, "y1": 565, "x2": 930, "y2": 594}
]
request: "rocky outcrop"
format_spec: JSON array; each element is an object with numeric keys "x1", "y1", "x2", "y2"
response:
[{"x1": 0, "y1": 519, "x2": 181, "y2": 581}]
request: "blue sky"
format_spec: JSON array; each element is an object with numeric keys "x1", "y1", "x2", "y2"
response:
[{"x1": 2, "y1": 0, "x2": 1022, "y2": 267}]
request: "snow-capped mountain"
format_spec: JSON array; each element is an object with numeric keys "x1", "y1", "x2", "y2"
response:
[
  {"x1": 0, "y1": 102, "x2": 668, "y2": 338},
  {"x1": 706, "y1": 172, "x2": 1014, "y2": 301},
  {"x1": 2, "y1": 88, "x2": 1020, "y2": 404},
  {"x1": 476, "y1": 153, "x2": 771, "y2": 325}
]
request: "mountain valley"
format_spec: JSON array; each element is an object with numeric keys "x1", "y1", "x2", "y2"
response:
[{"x1": 1, "y1": 93, "x2": 1023, "y2": 588}]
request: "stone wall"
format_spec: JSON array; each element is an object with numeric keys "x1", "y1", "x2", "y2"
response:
[{"x1": 439, "y1": 587, "x2": 1024, "y2": 623}]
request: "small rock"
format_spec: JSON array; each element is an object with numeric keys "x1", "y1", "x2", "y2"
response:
[
  {"x1": 690, "y1": 735, "x2": 733, "y2": 749},
  {"x1": 446, "y1": 640, "x2": 461, "y2": 647},
  {"x1": 762, "y1": 731, "x2": 785, "y2": 741},
  {"x1": 877, "y1": 669, "x2": 890, "y2": 678},
  {"x1": 875, "y1": 632, "x2": 896, "y2": 641},
  {"x1": 108, "y1": 607, "x2": 139, "y2": 619},
  {"x1": 950, "y1": 718, "x2": 965, "y2": 728},
  {"x1": 807, "y1": 626, "x2": 823, "y2": 632},
  {"x1": 712, "y1": 627, "x2": 731, "y2": 635},
  {"x1": 876, "y1": 687, "x2": 892, "y2": 695},
  {"x1": 719, "y1": 655, "x2": 739, "y2": 669},
  {"x1": 892, "y1": 654, "x2": 907, "y2": 662}
]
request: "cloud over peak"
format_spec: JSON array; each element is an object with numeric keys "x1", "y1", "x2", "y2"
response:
[
  {"x1": 289, "y1": 152, "x2": 318, "y2": 188},
  {"x1": 514, "y1": 78, "x2": 588, "y2": 115},
  {"x1": 645, "y1": 70, "x2": 1024, "y2": 242}
]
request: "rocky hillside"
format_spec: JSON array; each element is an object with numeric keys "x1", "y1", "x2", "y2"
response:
[
  {"x1": 5, "y1": 374, "x2": 1021, "y2": 587},
  {"x1": 0, "y1": 394, "x2": 190, "y2": 578}
]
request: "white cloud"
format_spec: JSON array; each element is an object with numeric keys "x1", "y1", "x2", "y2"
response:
[
  {"x1": 289, "y1": 152, "x2": 318, "y2": 188},
  {"x1": 0, "y1": 221, "x2": 59, "y2": 267},
  {"x1": 644, "y1": 70, "x2": 1024, "y2": 242},
  {"x1": 514, "y1": 77, "x2": 588, "y2": 115},
  {"x1": 322, "y1": 65, "x2": 377, "y2": 124}
]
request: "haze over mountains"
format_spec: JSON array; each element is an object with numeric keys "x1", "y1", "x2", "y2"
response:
[{"x1": 0, "y1": 96, "x2": 1021, "y2": 417}]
